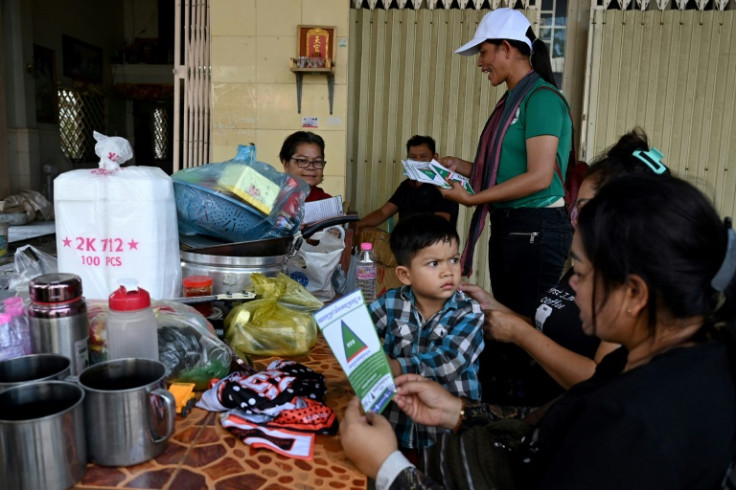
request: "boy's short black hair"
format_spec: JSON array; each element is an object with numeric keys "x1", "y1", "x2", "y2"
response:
[
  {"x1": 406, "y1": 135, "x2": 436, "y2": 155},
  {"x1": 390, "y1": 213, "x2": 459, "y2": 266}
]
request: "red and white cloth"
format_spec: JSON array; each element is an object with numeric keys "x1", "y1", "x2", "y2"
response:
[{"x1": 197, "y1": 359, "x2": 338, "y2": 459}]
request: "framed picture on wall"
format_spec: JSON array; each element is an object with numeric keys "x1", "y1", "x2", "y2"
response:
[
  {"x1": 62, "y1": 35, "x2": 103, "y2": 83},
  {"x1": 33, "y1": 44, "x2": 58, "y2": 123},
  {"x1": 296, "y1": 25, "x2": 335, "y2": 69}
]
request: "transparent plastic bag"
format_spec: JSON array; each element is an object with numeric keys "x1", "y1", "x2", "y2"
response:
[
  {"x1": 6, "y1": 245, "x2": 58, "y2": 298},
  {"x1": 88, "y1": 299, "x2": 232, "y2": 389},
  {"x1": 285, "y1": 226, "x2": 345, "y2": 301},
  {"x1": 227, "y1": 273, "x2": 320, "y2": 356},
  {"x1": 172, "y1": 144, "x2": 310, "y2": 242}
]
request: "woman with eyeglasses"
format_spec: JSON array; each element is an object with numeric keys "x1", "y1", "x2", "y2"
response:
[
  {"x1": 279, "y1": 131, "x2": 331, "y2": 202},
  {"x1": 340, "y1": 170, "x2": 736, "y2": 490}
]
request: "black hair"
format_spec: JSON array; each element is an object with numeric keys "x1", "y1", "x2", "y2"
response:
[
  {"x1": 576, "y1": 174, "x2": 736, "y2": 339},
  {"x1": 488, "y1": 27, "x2": 557, "y2": 88},
  {"x1": 279, "y1": 131, "x2": 325, "y2": 163},
  {"x1": 584, "y1": 127, "x2": 671, "y2": 191},
  {"x1": 389, "y1": 213, "x2": 460, "y2": 266},
  {"x1": 406, "y1": 135, "x2": 436, "y2": 155}
]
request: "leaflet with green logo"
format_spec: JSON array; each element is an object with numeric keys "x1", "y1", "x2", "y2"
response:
[{"x1": 313, "y1": 290, "x2": 395, "y2": 414}]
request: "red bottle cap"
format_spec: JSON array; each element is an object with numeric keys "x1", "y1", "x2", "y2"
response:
[
  {"x1": 182, "y1": 275, "x2": 213, "y2": 288},
  {"x1": 109, "y1": 280, "x2": 151, "y2": 311}
]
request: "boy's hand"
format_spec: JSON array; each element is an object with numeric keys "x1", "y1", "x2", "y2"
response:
[{"x1": 388, "y1": 358, "x2": 402, "y2": 377}]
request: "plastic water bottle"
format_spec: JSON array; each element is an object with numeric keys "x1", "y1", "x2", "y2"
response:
[
  {"x1": 3, "y1": 297, "x2": 30, "y2": 355},
  {"x1": 0, "y1": 312, "x2": 24, "y2": 360},
  {"x1": 106, "y1": 279, "x2": 159, "y2": 361},
  {"x1": 356, "y1": 242, "x2": 377, "y2": 303},
  {"x1": 5, "y1": 303, "x2": 31, "y2": 356}
]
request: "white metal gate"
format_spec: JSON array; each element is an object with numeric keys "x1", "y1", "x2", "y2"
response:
[
  {"x1": 173, "y1": 0, "x2": 211, "y2": 171},
  {"x1": 581, "y1": 1, "x2": 736, "y2": 220}
]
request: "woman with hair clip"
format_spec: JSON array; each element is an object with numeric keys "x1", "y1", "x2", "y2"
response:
[
  {"x1": 438, "y1": 8, "x2": 573, "y2": 405},
  {"x1": 459, "y1": 128, "x2": 671, "y2": 407},
  {"x1": 341, "y1": 173, "x2": 736, "y2": 489}
]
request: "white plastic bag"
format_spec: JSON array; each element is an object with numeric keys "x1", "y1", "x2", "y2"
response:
[
  {"x1": 286, "y1": 226, "x2": 345, "y2": 301},
  {"x1": 54, "y1": 132, "x2": 181, "y2": 300}
]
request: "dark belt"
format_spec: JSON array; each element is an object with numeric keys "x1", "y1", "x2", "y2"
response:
[{"x1": 491, "y1": 206, "x2": 568, "y2": 219}]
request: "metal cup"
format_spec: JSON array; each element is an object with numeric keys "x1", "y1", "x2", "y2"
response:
[
  {"x1": 0, "y1": 353, "x2": 71, "y2": 392},
  {"x1": 78, "y1": 358, "x2": 176, "y2": 466},
  {"x1": 0, "y1": 381, "x2": 87, "y2": 489}
]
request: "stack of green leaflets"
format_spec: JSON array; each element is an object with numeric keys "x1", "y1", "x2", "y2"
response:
[
  {"x1": 401, "y1": 159, "x2": 475, "y2": 194},
  {"x1": 313, "y1": 289, "x2": 395, "y2": 414}
]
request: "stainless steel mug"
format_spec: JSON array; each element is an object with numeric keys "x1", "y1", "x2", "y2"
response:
[
  {"x1": 0, "y1": 381, "x2": 87, "y2": 489},
  {"x1": 0, "y1": 353, "x2": 71, "y2": 392},
  {"x1": 78, "y1": 358, "x2": 176, "y2": 466}
]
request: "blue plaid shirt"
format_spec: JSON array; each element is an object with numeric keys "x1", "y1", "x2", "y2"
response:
[{"x1": 368, "y1": 286, "x2": 484, "y2": 449}]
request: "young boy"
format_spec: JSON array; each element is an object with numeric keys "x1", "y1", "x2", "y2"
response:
[
  {"x1": 368, "y1": 213, "x2": 484, "y2": 452},
  {"x1": 356, "y1": 135, "x2": 459, "y2": 233}
]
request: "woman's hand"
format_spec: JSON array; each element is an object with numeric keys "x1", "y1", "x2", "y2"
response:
[
  {"x1": 458, "y1": 282, "x2": 493, "y2": 309},
  {"x1": 437, "y1": 156, "x2": 460, "y2": 172},
  {"x1": 340, "y1": 397, "x2": 398, "y2": 479},
  {"x1": 485, "y1": 310, "x2": 533, "y2": 344},
  {"x1": 439, "y1": 181, "x2": 474, "y2": 206},
  {"x1": 393, "y1": 374, "x2": 463, "y2": 430},
  {"x1": 438, "y1": 156, "x2": 473, "y2": 177}
]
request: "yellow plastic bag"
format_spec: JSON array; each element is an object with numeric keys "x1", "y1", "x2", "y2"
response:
[
  {"x1": 247, "y1": 273, "x2": 324, "y2": 311},
  {"x1": 226, "y1": 273, "x2": 320, "y2": 356}
]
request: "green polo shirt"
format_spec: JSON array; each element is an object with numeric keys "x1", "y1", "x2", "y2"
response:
[{"x1": 494, "y1": 79, "x2": 572, "y2": 209}]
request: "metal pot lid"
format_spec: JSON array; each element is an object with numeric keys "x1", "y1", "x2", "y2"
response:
[{"x1": 180, "y1": 249, "x2": 288, "y2": 266}]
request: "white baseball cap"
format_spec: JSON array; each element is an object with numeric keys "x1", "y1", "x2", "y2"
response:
[{"x1": 455, "y1": 8, "x2": 533, "y2": 56}]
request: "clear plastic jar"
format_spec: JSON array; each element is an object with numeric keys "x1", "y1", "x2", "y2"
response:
[
  {"x1": 106, "y1": 280, "x2": 158, "y2": 362},
  {"x1": 182, "y1": 275, "x2": 213, "y2": 317}
]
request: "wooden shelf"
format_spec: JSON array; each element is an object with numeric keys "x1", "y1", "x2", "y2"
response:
[{"x1": 290, "y1": 67, "x2": 334, "y2": 74}]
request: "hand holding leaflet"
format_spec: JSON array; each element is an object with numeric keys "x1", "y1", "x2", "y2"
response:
[
  {"x1": 313, "y1": 290, "x2": 395, "y2": 414},
  {"x1": 401, "y1": 159, "x2": 475, "y2": 194}
]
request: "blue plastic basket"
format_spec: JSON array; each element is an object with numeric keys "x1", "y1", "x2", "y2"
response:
[{"x1": 173, "y1": 180, "x2": 288, "y2": 242}]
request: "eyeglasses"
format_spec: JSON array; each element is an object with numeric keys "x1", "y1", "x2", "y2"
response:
[{"x1": 290, "y1": 157, "x2": 326, "y2": 169}]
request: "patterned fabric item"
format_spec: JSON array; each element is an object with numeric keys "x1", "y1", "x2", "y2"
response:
[
  {"x1": 221, "y1": 412, "x2": 316, "y2": 460},
  {"x1": 368, "y1": 287, "x2": 484, "y2": 449},
  {"x1": 197, "y1": 359, "x2": 338, "y2": 434}
]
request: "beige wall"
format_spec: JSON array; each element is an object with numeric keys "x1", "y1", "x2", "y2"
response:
[{"x1": 210, "y1": 0, "x2": 350, "y2": 198}]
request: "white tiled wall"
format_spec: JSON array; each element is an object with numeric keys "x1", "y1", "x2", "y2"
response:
[{"x1": 210, "y1": 0, "x2": 349, "y2": 198}]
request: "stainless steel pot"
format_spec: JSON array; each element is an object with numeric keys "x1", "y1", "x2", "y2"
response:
[
  {"x1": 179, "y1": 215, "x2": 358, "y2": 295},
  {"x1": 180, "y1": 249, "x2": 289, "y2": 295},
  {"x1": 0, "y1": 381, "x2": 87, "y2": 489}
]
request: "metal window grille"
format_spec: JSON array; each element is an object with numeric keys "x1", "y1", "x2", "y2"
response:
[
  {"x1": 540, "y1": 0, "x2": 567, "y2": 86},
  {"x1": 57, "y1": 87, "x2": 105, "y2": 162},
  {"x1": 153, "y1": 107, "x2": 169, "y2": 160}
]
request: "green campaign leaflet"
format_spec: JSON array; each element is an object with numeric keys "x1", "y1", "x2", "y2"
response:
[
  {"x1": 401, "y1": 159, "x2": 475, "y2": 194},
  {"x1": 313, "y1": 290, "x2": 395, "y2": 414}
]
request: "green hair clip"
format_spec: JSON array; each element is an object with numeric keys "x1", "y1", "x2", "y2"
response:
[{"x1": 632, "y1": 147, "x2": 668, "y2": 175}]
